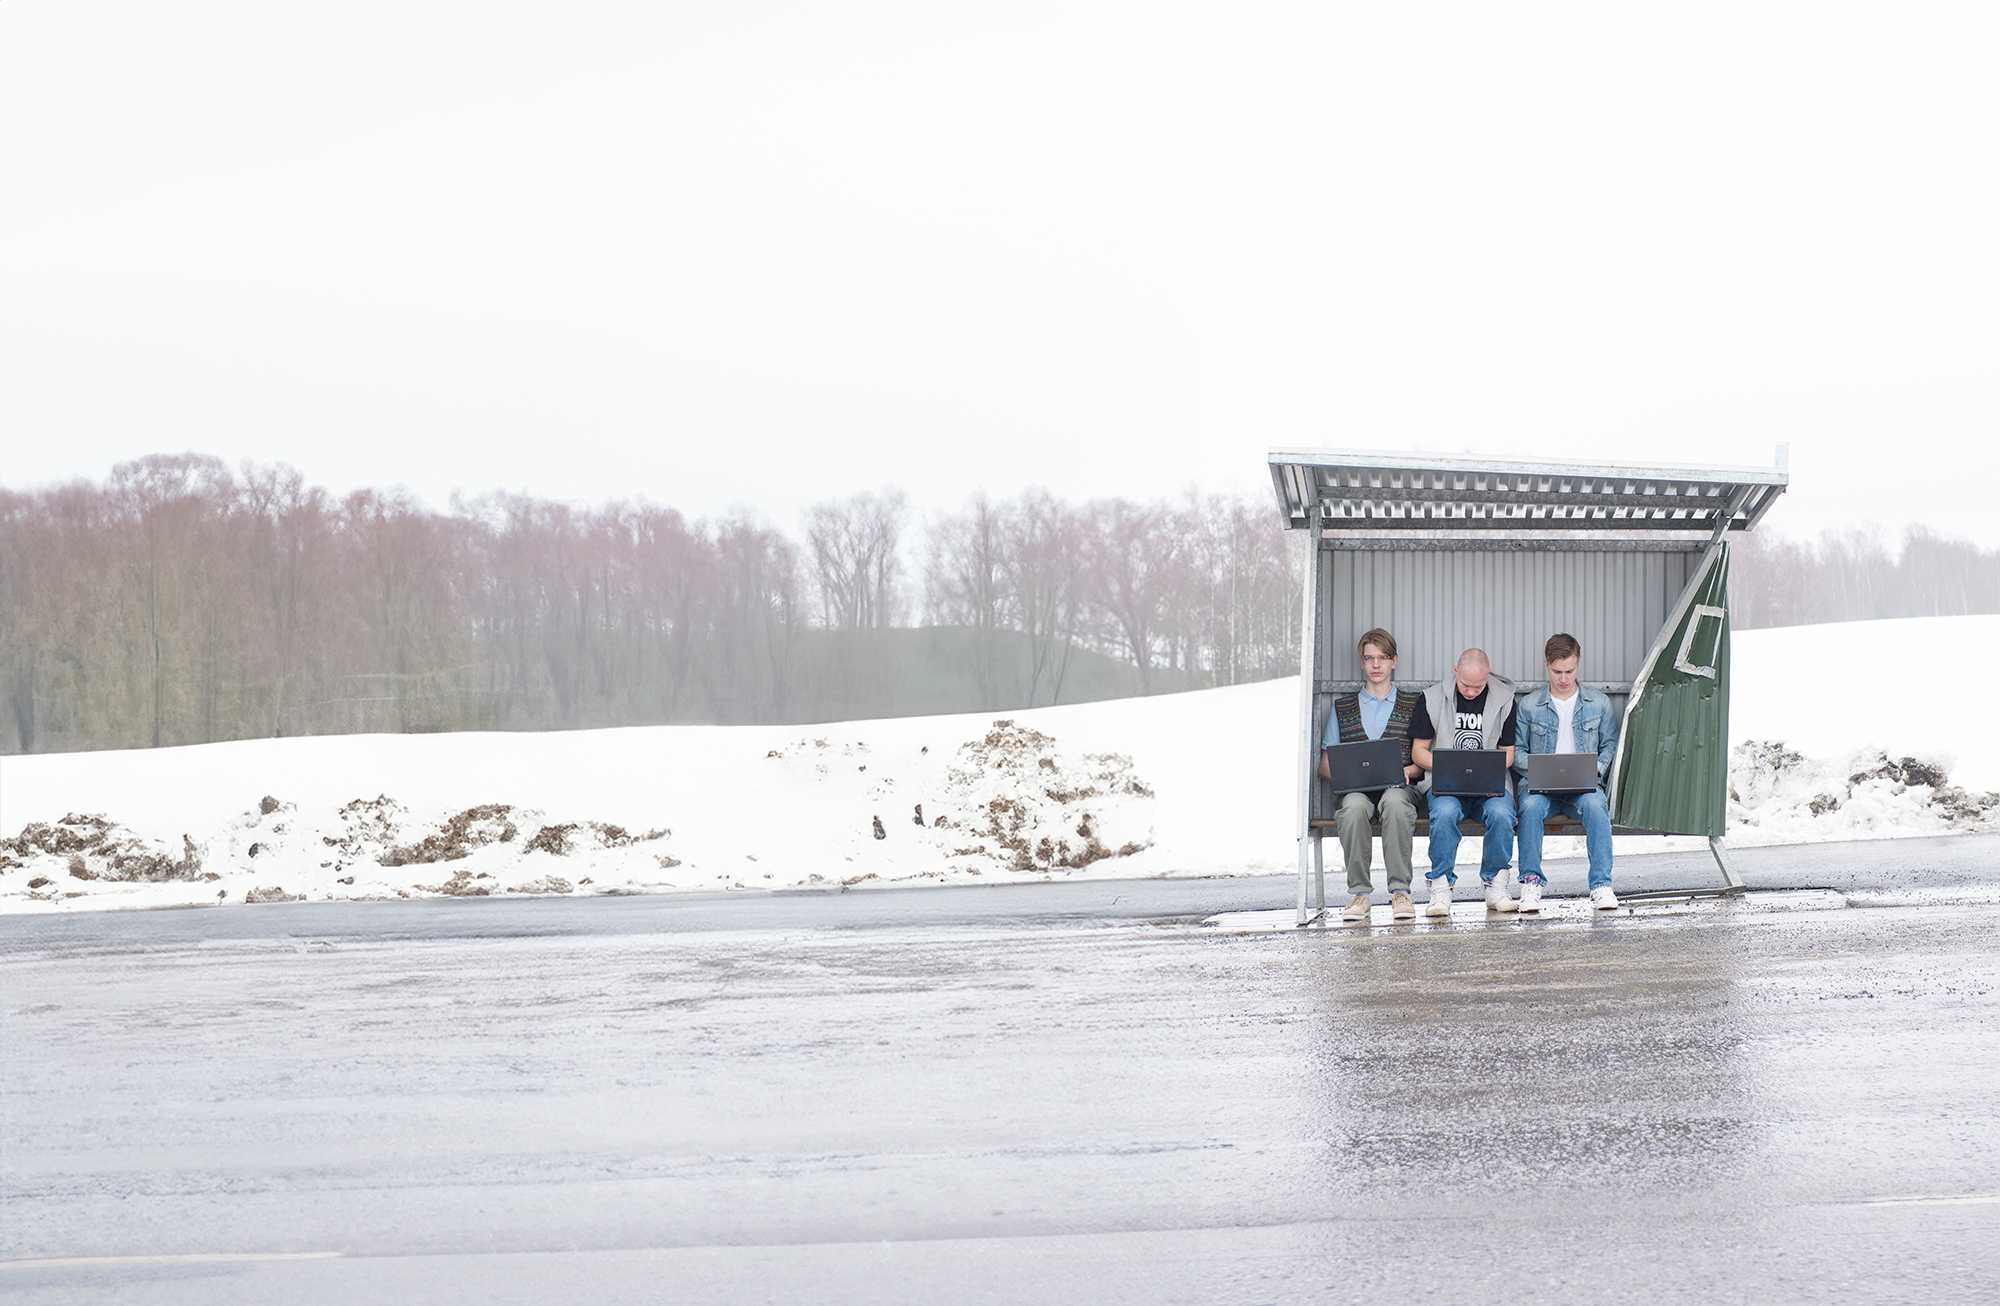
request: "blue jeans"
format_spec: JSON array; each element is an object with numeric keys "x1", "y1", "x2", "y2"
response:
[
  {"x1": 1518, "y1": 789, "x2": 1614, "y2": 890},
  {"x1": 1424, "y1": 793, "x2": 1516, "y2": 885}
]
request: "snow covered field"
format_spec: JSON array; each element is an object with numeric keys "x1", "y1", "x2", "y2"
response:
[{"x1": 3, "y1": 616, "x2": 1996, "y2": 913}]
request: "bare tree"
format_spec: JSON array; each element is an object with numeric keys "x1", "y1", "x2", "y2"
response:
[
  {"x1": 924, "y1": 493, "x2": 1007, "y2": 708},
  {"x1": 630, "y1": 503, "x2": 709, "y2": 721},
  {"x1": 109, "y1": 453, "x2": 234, "y2": 747},
  {"x1": 804, "y1": 489, "x2": 908, "y2": 630},
  {"x1": 713, "y1": 513, "x2": 801, "y2": 722},
  {"x1": 1002, "y1": 489, "x2": 1087, "y2": 706},
  {"x1": 239, "y1": 462, "x2": 330, "y2": 736},
  {"x1": 1085, "y1": 497, "x2": 1174, "y2": 694},
  {"x1": 0, "y1": 488, "x2": 38, "y2": 751}
]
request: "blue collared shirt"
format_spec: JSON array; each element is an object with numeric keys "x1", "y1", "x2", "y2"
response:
[{"x1": 1325, "y1": 685, "x2": 1397, "y2": 745}]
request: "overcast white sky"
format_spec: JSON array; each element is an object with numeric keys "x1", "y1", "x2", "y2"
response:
[{"x1": 3, "y1": 1, "x2": 1996, "y2": 543}]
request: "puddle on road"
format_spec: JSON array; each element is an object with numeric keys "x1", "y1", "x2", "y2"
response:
[{"x1": 1195, "y1": 887, "x2": 1979, "y2": 934}]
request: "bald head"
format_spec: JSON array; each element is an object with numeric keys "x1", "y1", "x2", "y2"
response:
[{"x1": 1455, "y1": 648, "x2": 1491, "y2": 696}]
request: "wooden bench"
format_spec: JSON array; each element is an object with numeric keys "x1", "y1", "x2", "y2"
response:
[{"x1": 1306, "y1": 816, "x2": 1648, "y2": 837}]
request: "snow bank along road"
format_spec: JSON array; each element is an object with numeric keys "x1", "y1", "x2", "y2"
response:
[
  {"x1": 3, "y1": 836, "x2": 1999, "y2": 1305},
  {"x1": 6, "y1": 614, "x2": 1999, "y2": 913}
]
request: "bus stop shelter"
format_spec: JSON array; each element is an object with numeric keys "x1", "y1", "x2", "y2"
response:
[{"x1": 1269, "y1": 448, "x2": 1790, "y2": 925}]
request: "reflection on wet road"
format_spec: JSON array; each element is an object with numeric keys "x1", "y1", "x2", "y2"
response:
[{"x1": 4, "y1": 870, "x2": 1999, "y2": 1303}]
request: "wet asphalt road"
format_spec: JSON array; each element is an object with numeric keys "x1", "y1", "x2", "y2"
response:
[{"x1": 4, "y1": 836, "x2": 2000, "y2": 1304}]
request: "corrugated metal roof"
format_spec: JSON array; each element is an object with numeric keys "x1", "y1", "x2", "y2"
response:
[{"x1": 1268, "y1": 448, "x2": 1788, "y2": 534}]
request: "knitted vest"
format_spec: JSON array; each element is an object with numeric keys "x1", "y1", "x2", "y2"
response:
[{"x1": 1333, "y1": 688, "x2": 1422, "y2": 767}]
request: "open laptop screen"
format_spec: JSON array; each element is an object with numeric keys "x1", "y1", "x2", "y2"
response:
[{"x1": 1325, "y1": 739, "x2": 1404, "y2": 793}]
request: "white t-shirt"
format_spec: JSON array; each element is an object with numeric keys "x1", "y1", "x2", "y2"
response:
[{"x1": 1552, "y1": 691, "x2": 1581, "y2": 754}]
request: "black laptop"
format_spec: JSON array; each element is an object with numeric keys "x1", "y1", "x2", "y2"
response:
[
  {"x1": 1431, "y1": 749, "x2": 1507, "y2": 797},
  {"x1": 1325, "y1": 739, "x2": 1404, "y2": 793},
  {"x1": 1526, "y1": 754, "x2": 1599, "y2": 794}
]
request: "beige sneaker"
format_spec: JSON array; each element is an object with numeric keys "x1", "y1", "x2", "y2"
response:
[
  {"x1": 1390, "y1": 892, "x2": 1416, "y2": 921},
  {"x1": 1342, "y1": 894, "x2": 1371, "y2": 923}
]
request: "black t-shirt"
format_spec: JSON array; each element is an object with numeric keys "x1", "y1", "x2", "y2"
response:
[{"x1": 1409, "y1": 686, "x2": 1517, "y2": 752}]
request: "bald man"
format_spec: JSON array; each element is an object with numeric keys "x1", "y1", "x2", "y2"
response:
[{"x1": 1409, "y1": 648, "x2": 1520, "y2": 917}]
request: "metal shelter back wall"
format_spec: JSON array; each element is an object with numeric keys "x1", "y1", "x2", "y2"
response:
[
  {"x1": 1313, "y1": 542, "x2": 1698, "y2": 690},
  {"x1": 1308, "y1": 540, "x2": 1698, "y2": 822}
]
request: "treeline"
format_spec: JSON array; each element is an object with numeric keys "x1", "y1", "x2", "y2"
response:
[
  {"x1": 4, "y1": 454, "x2": 1995, "y2": 756},
  {"x1": 0, "y1": 455, "x2": 1300, "y2": 754},
  {"x1": 1730, "y1": 526, "x2": 2000, "y2": 628}
]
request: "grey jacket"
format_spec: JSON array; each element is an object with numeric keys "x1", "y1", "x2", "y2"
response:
[{"x1": 1416, "y1": 674, "x2": 1518, "y2": 797}]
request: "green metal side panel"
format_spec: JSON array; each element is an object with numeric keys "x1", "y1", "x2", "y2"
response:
[{"x1": 1611, "y1": 544, "x2": 1731, "y2": 837}]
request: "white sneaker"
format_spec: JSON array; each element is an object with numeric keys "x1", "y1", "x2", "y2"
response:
[
  {"x1": 1484, "y1": 879, "x2": 1518, "y2": 913},
  {"x1": 1518, "y1": 881, "x2": 1544, "y2": 914},
  {"x1": 1425, "y1": 881, "x2": 1452, "y2": 918},
  {"x1": 1590, "y1": 886, "x2": 1620, "y2": 911}
]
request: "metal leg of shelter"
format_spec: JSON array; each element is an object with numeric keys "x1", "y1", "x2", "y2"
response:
[
  {"x1": 1295, "y1": 834, "x2": 1328, "y2": 927},
  {"x1": 1292, "y1": 520, "x2": 1326, "y2": 928},
  {"x1": 1296, "y1": 836, "x2": 1314, "y2": 926},
  {"x1": 1708, "y1": 836, "x2": 1747, "y2": 895},
  {"x1": 1621, "y1": 835, "x2": 1751, "y2": 903}
]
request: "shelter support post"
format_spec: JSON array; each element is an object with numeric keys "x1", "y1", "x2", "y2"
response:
[
  {"x1": 1701, "y1": 495, "x2": 1751, "y2": 898},
  {"x1": 1295, "y1": 518, "x2": 1325, "y2": 926},
  {"x1": 1699, "y1": 493, "x2": 1752, "y2": 898},
  {"x1": 1623, "y1": 837, "x2": 1750, "y2": 904},
  {"x1": 1708, "y1": 837, "x2": 1746, "y2": 894}
]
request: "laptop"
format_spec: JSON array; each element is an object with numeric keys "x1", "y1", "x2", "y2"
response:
[
  {"x1": 1430, "y1": 749, "x2": 1507, "y2": 797},
  {"x1": 1324, "y1": 739, "x2": 1404, "y2": 793},
  {"x1": 1526, "y1": 753, "x2": 1600, "y2": 794}
]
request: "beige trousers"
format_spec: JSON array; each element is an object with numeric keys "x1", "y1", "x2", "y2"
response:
[{"x1": 1335, "y1": 786, "x2": 1417, "y2": 895}]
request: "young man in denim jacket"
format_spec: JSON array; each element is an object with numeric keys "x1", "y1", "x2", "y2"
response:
[{"x1": 1512, "y1": 632, "x2": 1621, "y2": 913}]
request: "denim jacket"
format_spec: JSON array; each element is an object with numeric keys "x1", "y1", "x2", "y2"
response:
[{"x1": 1512, "y1": 685, "x2": 1620, "y2": 795}]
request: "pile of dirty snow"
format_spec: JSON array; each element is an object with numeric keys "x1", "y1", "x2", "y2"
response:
[
  {"x1": 0, "y1": 708, "x2": 1176, "y2": 910},
  {"x1": 1725, "y1": 742, "x2": 1999, "y2": 846}
]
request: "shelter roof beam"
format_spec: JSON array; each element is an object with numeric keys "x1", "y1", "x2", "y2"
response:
[
  {"x1": 1316, "y1": 485, "x2": 1736, "y2": 511},
  {"x1": 1318, "y1": 515, "x2": 1740, "y2": 532},
  {"x1": 1269, "y1": 448, "x2": 1788, "y2": 534}
]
